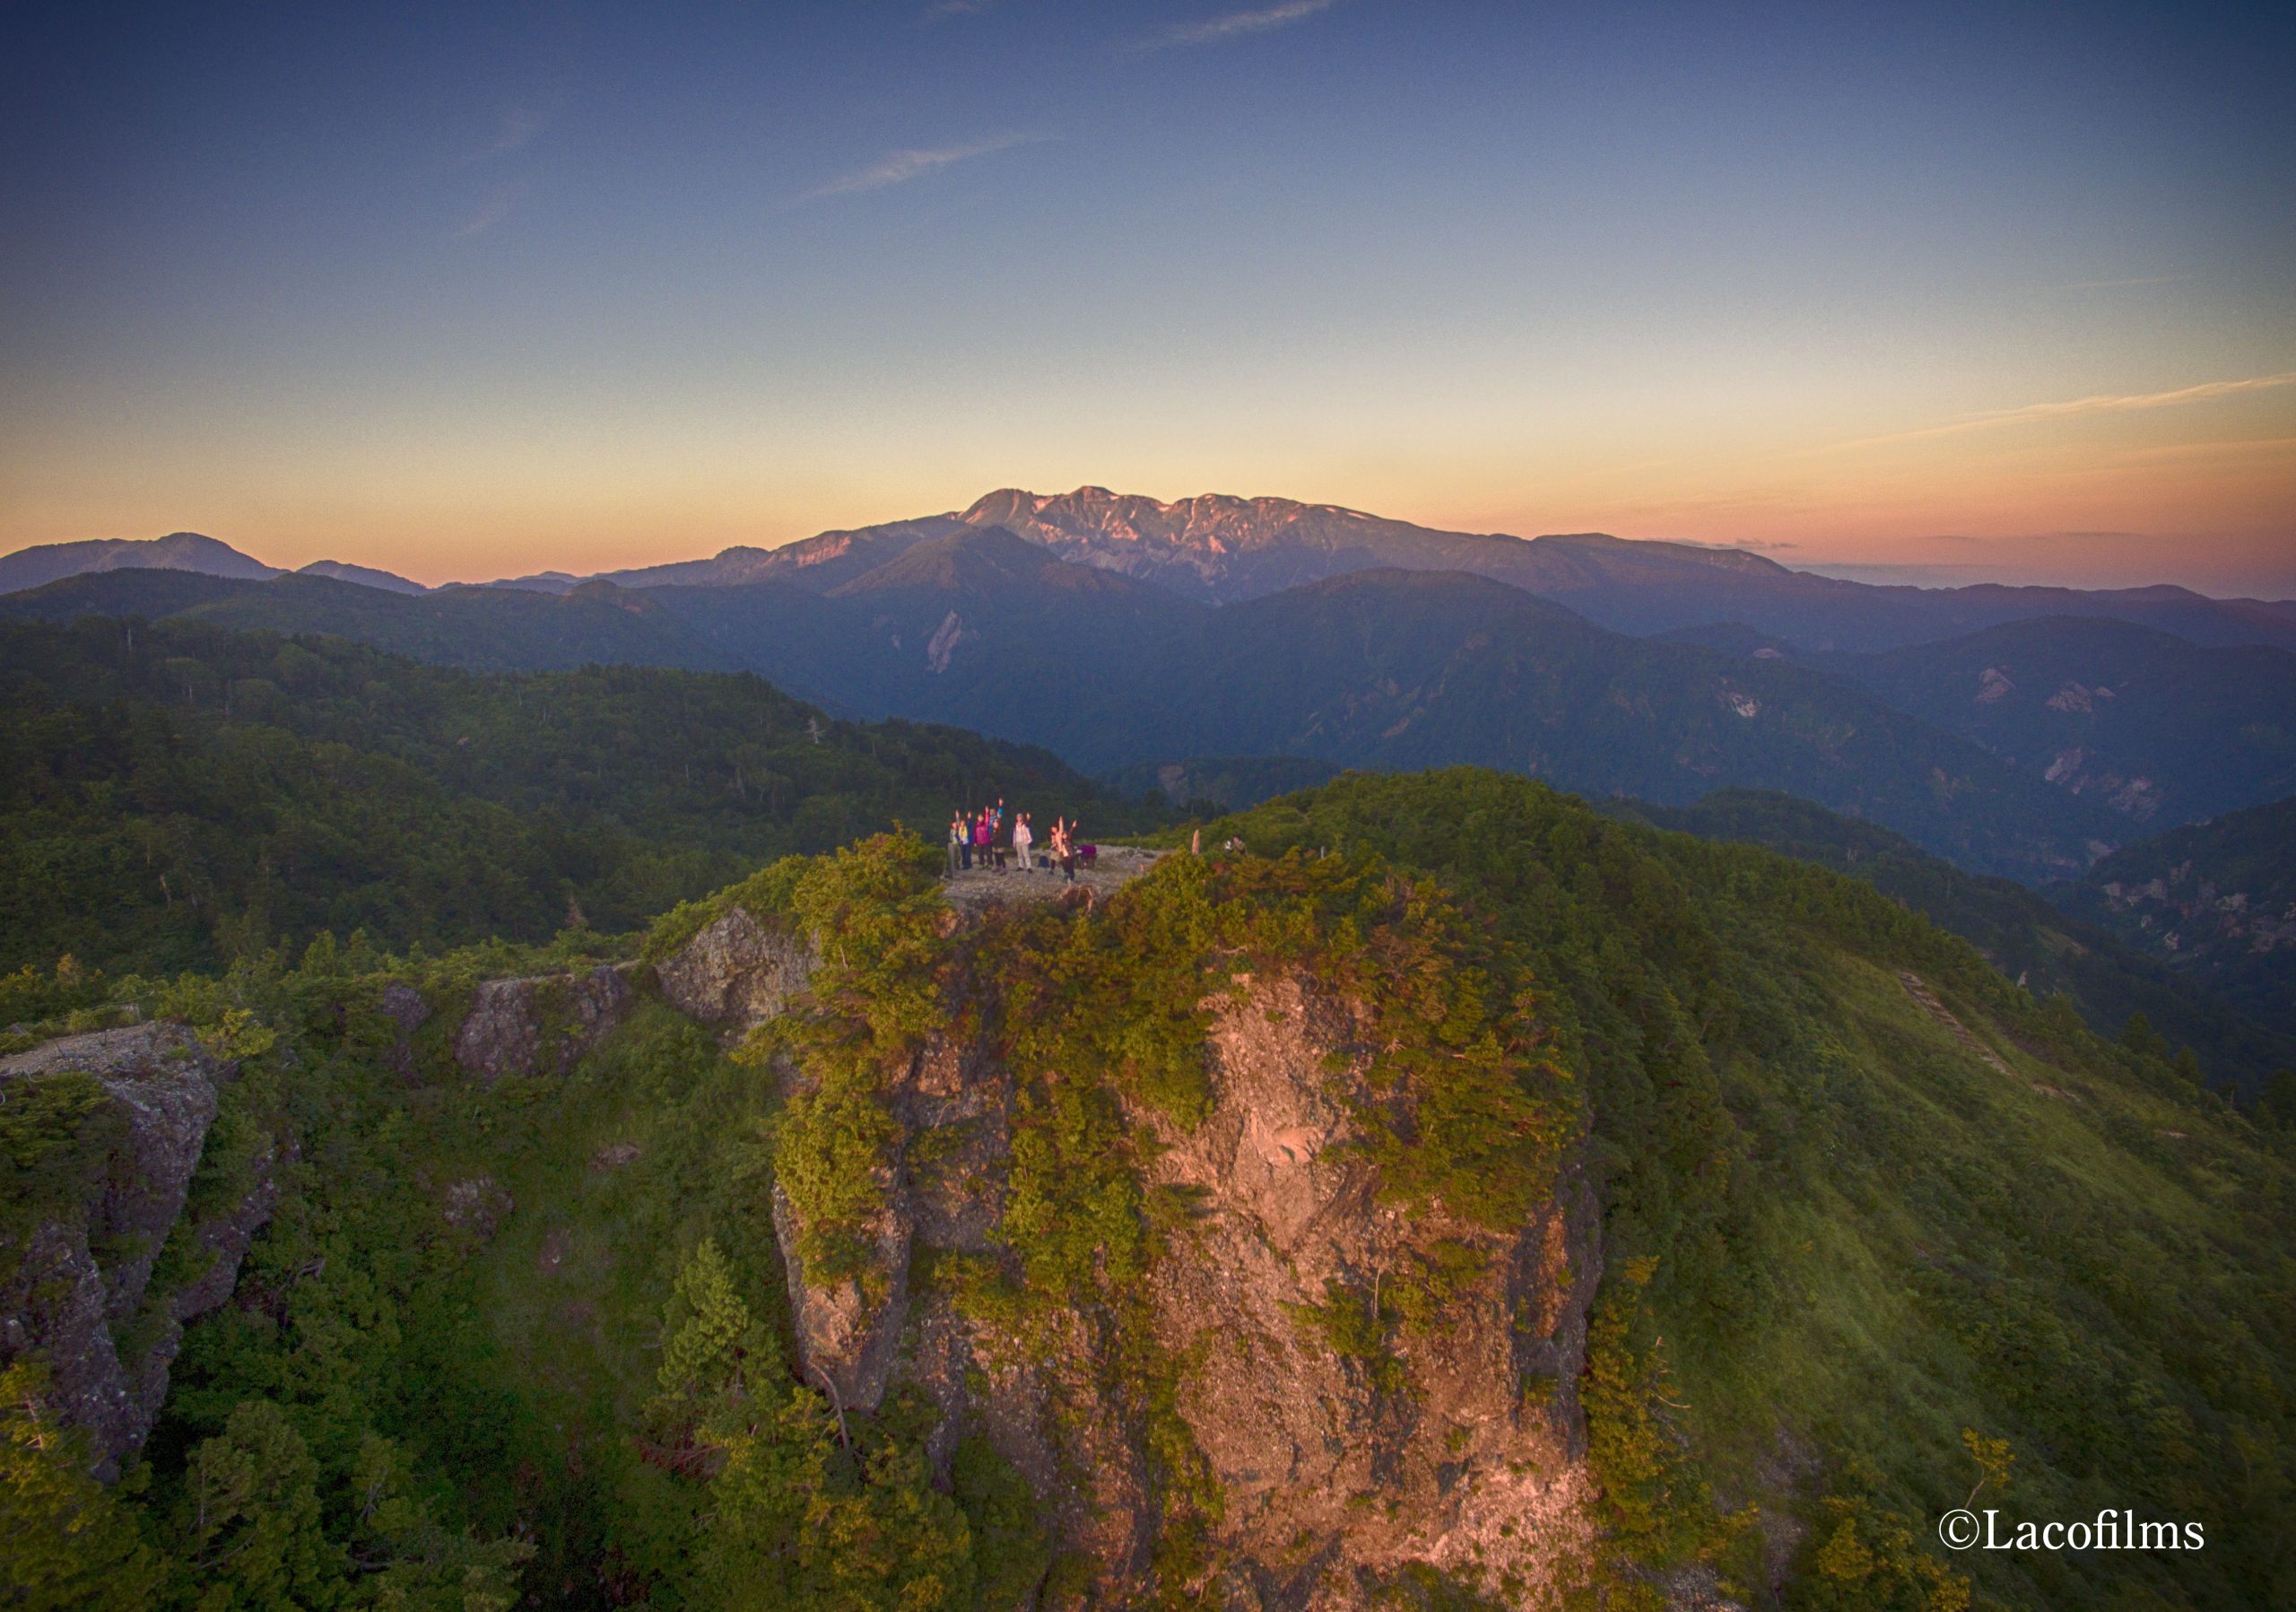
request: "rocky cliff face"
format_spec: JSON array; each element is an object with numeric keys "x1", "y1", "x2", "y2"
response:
[
  {"x1": 754, "y1": 928, "x2": 1598, "y2": 1607},
  {"x1": 0, "y1": 1023, "x2": 275, "y2": 1473},
  {"x1": 1134, "y1": 975, "x2": 1599, "y2": 1597}
]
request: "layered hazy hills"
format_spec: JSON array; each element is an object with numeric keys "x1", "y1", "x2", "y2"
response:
[
  {"x1": 4, "y1": 571, "x2": 740, "y2": 675},
  {"x1": 10, "y1": 500, "x2": 2294, "y2": 883},
  {"x1": 297, "y1": 557, "x2": 427, "y2": 594},
  {"x1": 0, "y1": 530, "x2": 283, "y2": 592},
  {"x1": 0, "y1": 531, "x2": 430, "y2": 597},
  {"x1": 501, "y1": 514, "x2": 974, "y2": 595},
  {"x1": 1098, "y1": 567, "x2": 2119, "y2": 879},
  {"x1": 3, "y1": 538, "x2": 2120, "y2": 880},
  {"x1": 1808, "y1": 615, "x2": 2296, "y2": 826},
  {"x1": 2059, "y1": 794, "x2": 2296, "y2": 1042}
]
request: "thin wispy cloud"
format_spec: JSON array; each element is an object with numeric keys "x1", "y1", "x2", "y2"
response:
[
  {"x1": 453, "y1": 186, "x2": 518, "y2": 239},
  {"x1": 2122, "y1": 433, "x2": 2296, "y2": 462},
  {"x1": 1147, "y1": 0, "x2": 1336, "y2": 49},
  {"x1": 1822, "y1": 372, "x2": 2296, "y2": 451},
  {"x1": 2057, "y1": 273, "x2": 2186, "y2": 291},
  {"x1": 802, "y1": 132, "x2": 1048, "y2": 202},
  {"x1": 922, "y1": 0, "x2": 995, "y2": 18}
]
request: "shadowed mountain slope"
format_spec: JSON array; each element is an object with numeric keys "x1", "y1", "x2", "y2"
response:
[
  {"x1": 0, "y1": 531, "x2": 281, "y2": 594},
  {"x1": 1810, "y1": 615, "x2": 2296, "y2": 828},
  {"x1": 1089, "y1": 569, "x2": 2124, "y2": 881},
  {"x1": 2058, "y1": 794, "x2": 2296, "y2": 1043},
  {"x1": 295, "y1": 559, "x2": 426, "y2": 593}
]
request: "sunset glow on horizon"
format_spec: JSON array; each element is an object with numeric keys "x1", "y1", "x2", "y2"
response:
[{"x1": 4, "y1": 2, "x2": 2291, "y2": 594}]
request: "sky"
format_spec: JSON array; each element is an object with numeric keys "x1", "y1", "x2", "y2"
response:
[{"x1": 2, "y1": 0, "x2": 2292, "y2": 593}]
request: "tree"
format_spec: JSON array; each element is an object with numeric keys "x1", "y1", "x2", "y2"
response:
[
  {"x1": 174, "y1": 1400, "x2": 345, "y2": 1610},
  {"x1": 1959, "y1": 1428, "x2": 2013, "y2": 1507},
  {"x1": 345, "y1": 1433, "x2": 532, "y2": 1612},
  {"x1": 2120, "y1": 1012, "x2": 2170, "y2": 1063},
  {"x1": 0, "y1": 1363, "x2": 168, "y2": 1611},
  {"x1": 648, "y1": 1238, "x2": 780, "y2": 1442}
]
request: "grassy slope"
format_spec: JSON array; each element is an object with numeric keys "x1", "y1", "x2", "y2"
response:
[{"x1": 1613, "y1": 788, "x2": 2296, "y2": 1091}]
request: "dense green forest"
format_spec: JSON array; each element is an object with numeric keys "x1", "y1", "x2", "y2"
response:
[
  {"x1": 0, "y1": 616, "x2": 1160, "y2": 988},
  {"x1": 5, "y1": 771, "x2": 2289, "y2": 1608}
]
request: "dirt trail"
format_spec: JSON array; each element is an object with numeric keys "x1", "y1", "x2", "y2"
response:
[
  {"x1": 1894, "y1": 970, "x2": 2083, "y2": 1100},
  {"x1": 1896, "y1": 971, "x2": 2016, "y2": 1077},
  {"x1": 939, "y1": 843, "x2": 1167, "y2": 915}
]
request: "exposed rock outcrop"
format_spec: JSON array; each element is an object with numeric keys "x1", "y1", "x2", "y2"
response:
[
  {"x1": 655, "y1": 908, "x2": 816, "y2": 1027},
  {"x1": 453, "y1": 964, "x2": 635, "y2": 1082},
  {"x1": 0, "y1": 1023, "x2": 275, "y2": 1472},
  {"x1": 772, "y1": 1181, "x2": 913, "y2": 1418},
  {"x1": 441, "y1": 1175, "x2": 515, "y2": 1243},
  {"x1": 762, "y1": 958, "x2": 1599, "y2": 1608},
  {"x1": 1136, "y1": 975, "x2": 1598, "y2": 1596}
]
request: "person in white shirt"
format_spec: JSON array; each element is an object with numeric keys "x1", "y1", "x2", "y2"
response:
[{"x1": 1012, "y1": 814, "x2": 1033, "y2": 872}]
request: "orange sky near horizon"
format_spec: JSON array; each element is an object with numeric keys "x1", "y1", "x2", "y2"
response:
[{"x1": 5, "y1": 366, "x2": 2290, "y2": 596}]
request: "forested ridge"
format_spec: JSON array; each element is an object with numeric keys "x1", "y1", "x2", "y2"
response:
[
  {"x1": 2, "y1": 771, "x2": 2288, "y2": 1608},
  {"x1": 0, "y1": 616, "x2": 1158, "y2": 989},
  {"x1": 1611, "y1": 788, "x2": 2296, "y2": 1097}
]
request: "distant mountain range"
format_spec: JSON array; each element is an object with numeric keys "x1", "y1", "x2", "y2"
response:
[
  {"x1": 1806, "y1": 616, "x2": 2296, "y2": 828},
  {"x1": 9, "y1": 488, "x2": 2292, "y2": 885},
  {"x1": 10, "y1": 487, "x2": 2293, "y2": 651},
  {"x1": 0, "y1": 531, "x2": 283, "y2": 592},
  {"x1": 2, "y1": 526, "x2": 2130, "y2": 881}
]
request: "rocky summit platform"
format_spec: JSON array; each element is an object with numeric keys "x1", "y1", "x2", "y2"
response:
[{"x1": 939, "y1": 842, "x2": 1168, "y2": 914}]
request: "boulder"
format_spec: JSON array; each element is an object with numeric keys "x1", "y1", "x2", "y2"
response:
[
  {"x1": 441, "y1": 1175, "x2": 515, "y2": 1242},
  {"x1": 657, "y1": 907, "x2": 815, "y2": 1026},
  {"x1": 452, "y1": 964, "x2": 634, "y2": 1083}
]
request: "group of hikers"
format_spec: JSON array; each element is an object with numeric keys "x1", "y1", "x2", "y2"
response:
[{"x1": 947, "y1": 799, "x2": 1088, "y2": 883}]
